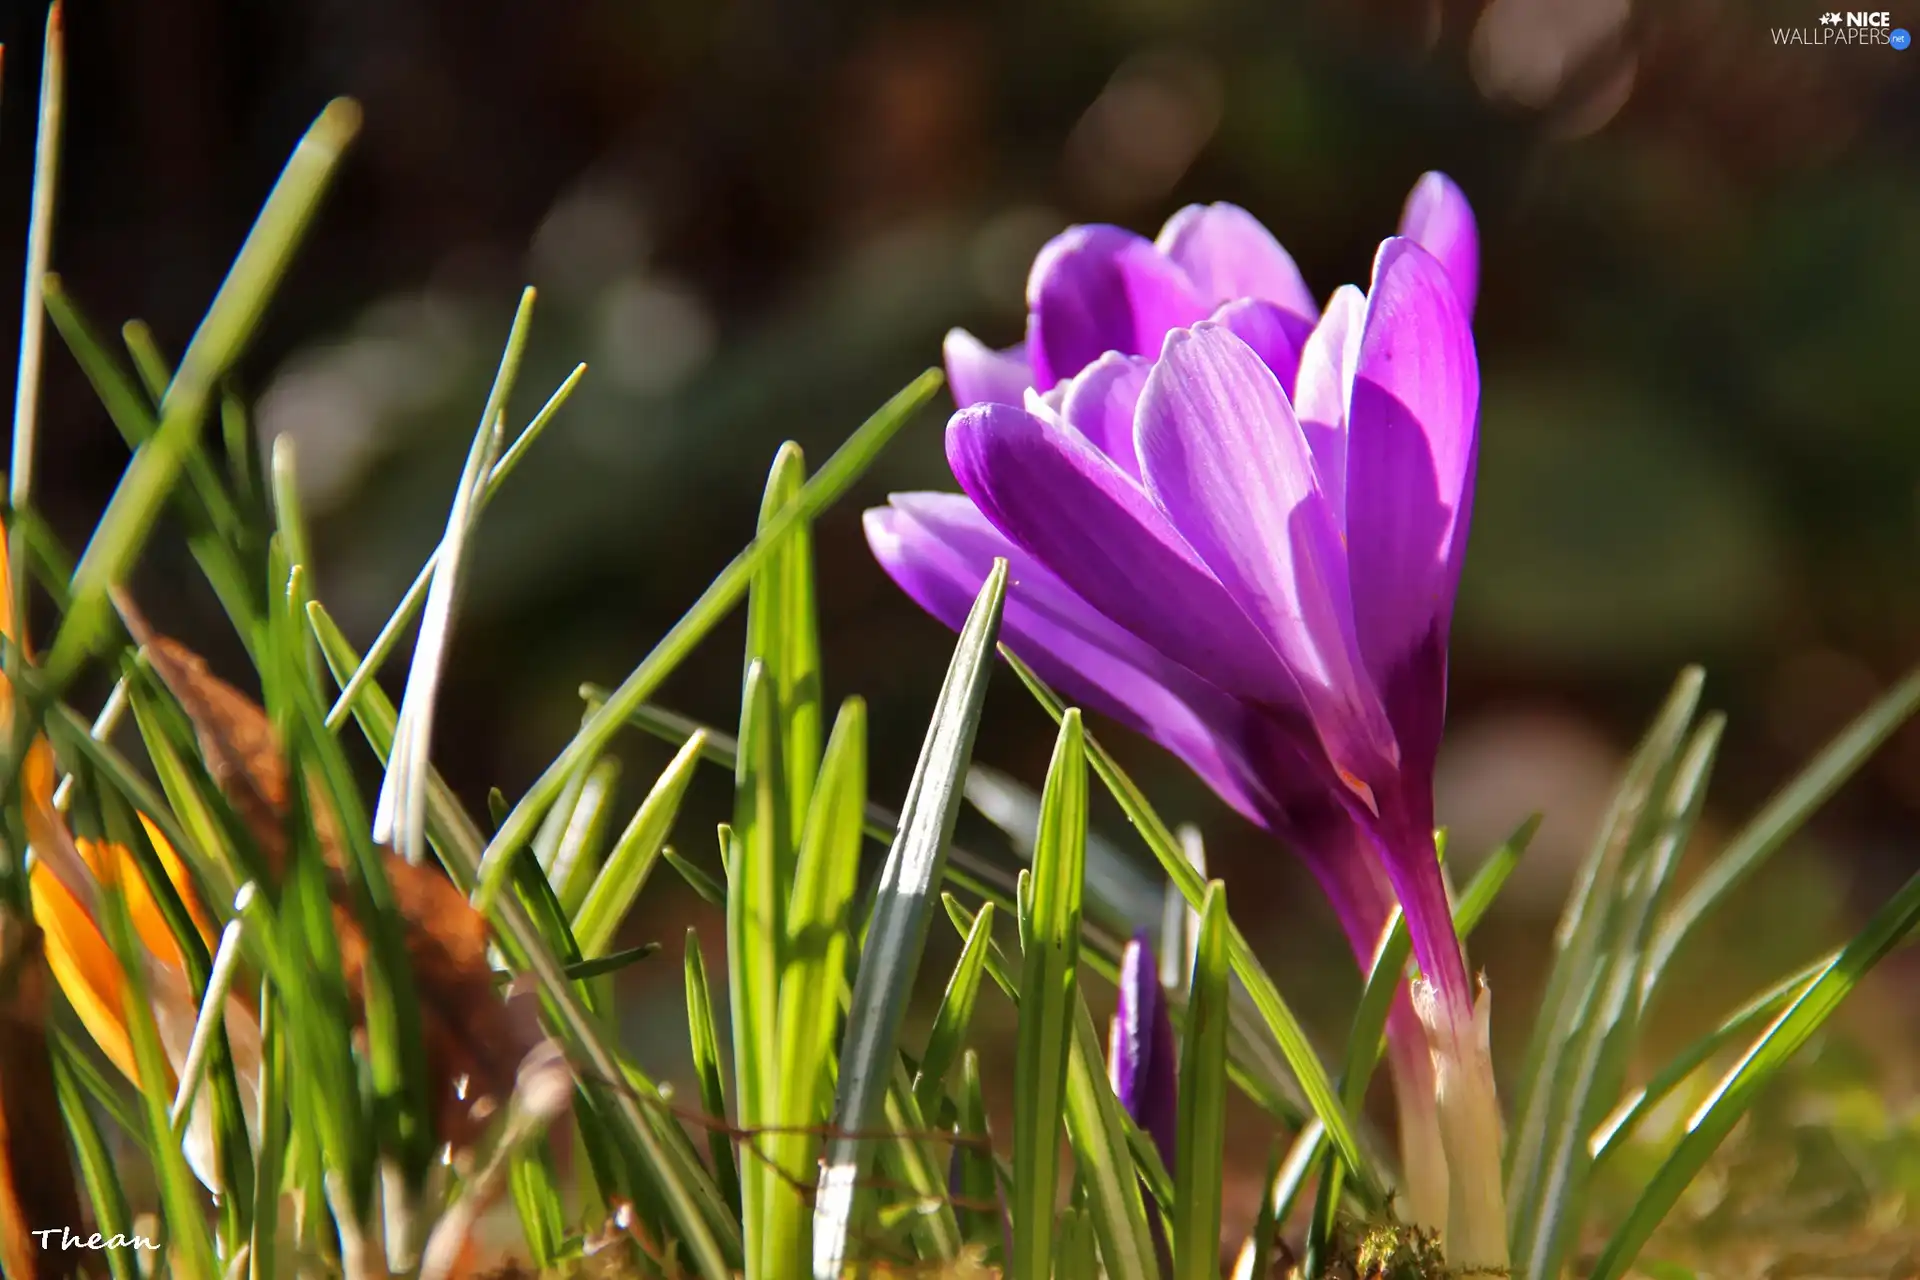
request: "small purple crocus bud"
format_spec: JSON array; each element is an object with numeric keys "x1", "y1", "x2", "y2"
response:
[{"x1": 1108, "y1": 929, "x2": 1178, "y2": 1170}]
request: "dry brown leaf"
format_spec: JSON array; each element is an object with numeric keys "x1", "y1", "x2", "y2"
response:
[{"x1": 127, "y1": 619, "x2": 546, "y2": 1154}]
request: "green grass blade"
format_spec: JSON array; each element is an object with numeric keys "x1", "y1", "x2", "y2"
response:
[
  {"x1": 590, "y1": 695, "x2": 1027, "y2": 921},
  {"x1": 669, "y1": 845, "x2": 728, "y2": 909},
  {"x1": 91, "y1": 843, "x2": 218, "y2": 1279},
  {"x1": 730, "y1": 663, "x2": 784, "y2": 1269},
  {"x1": 46, "y1": 100, "x2": 360, "y2": 686},
  {"x1": 1588, "y1": 859, "x2": 1920, "y2": 1280},
  {"x1": 1506, "y1": 667, "x2": 1703, "y2": 1207},
  {"x1": 872, "y1": 1055, "x2": 963, "y2": 1263},
  {"x1": 51, "y1": 1041, "x2": 139, "y2": 1280},
  {"x1": 685, "y1": 928, "x2": 745, "y2": 1218},
  {"x1": 1175, "y1": 882, "x2": 1231, "y2": 1280},
  {"x1": 508, "y1": 1146, "x2": 568, "y2": 1268},
  {"x1": 323, "y1": 364, "x2": 585, "y2": 730},
  {"x1": 474, "y1": 369, "x2": 942, "y2": 909},
  {"x1": 549, "y1": 757, "x2": 621, "y2": 915},
  {"x1": 572, "y1": 732, "x2": 707, "y2": 957},
  {"x1": 811, "y1": 560, "x2": 1006, "y2": 1279},
  {"x1": 9, "y1": 0, "x2": 63, "y2": 512},
  {"x1": 913, "y1": 899, "x2": 994, "y2": 1119},
  {"x1": 765, "y1": 698, "x2": 867, "y2": 1277},
  {"x1": 748, "y1": 442, "x2": 823, "y2": 903},
  {"x1": 1644, "y1": 661, "x2": 1920, "y2": 1004},
  {"x1": 376, "y1": 292, "x2": 534, "y2": 865},
  {"x1": 1064, "y1": 993, "x2": 1158, "y2": 1280},
  {"x1": 248, "y1": 989, "x2": 285, "y2": 1280},
  {"x1": 308, "y1": 590, "x2": 738, "y2": 1276},
  {"x1": 1012, "y1": 709, "x2": 1087, "y2": 1280},
  {"x1": 1004, "y1": 650, "x2": 1382, "y2": 1205},
  {"x1": 1589, "y1": 952, "x2": 1825, "y2": 1165},
  {"x1": 955, "y1": 1050, "x2": 1005, "y2": 1264},
  {"x1": 1512, "y1": 716, "x2": 1722, "y2": 1280},
  {"x1": 40, "y1": 282, "x2": 262, "y2": 647}
]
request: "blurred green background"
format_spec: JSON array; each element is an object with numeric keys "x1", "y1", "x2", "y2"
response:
[{"x1": 2, "y1": 0, "x2": 1917, "y2": 1237}]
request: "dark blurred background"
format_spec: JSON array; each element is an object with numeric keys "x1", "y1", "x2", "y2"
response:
[{"x1": 2, "y1": 0, "x2": 1918, "y2": 1232}]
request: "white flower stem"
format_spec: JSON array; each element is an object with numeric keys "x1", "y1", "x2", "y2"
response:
[{"x1": 1413, "y1": 975, "x2": 1509, "y2": 1273}]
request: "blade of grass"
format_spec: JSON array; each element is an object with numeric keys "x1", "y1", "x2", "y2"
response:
[
  {"x1": 1011, "y1": 709, "x2": 1087, "y2": 1280},
  {"x1": 912, "y1": 899, "x2": 994, "y2": 1119},
  {"x1": 1064, "y1": 990, "x2": 1158, "y2": 1280},
  {"x1": 51, "y1": 1041, "x2": 139, "y2": 1280},
  {"x1": 376, "y1": 288, "x2": 536, "y2": 865},
  {"x1": 1506, "y1": 667, "x2": 1703, "y2": 1216},
  {"x1": 90, "y1": 822, "x2": 217, "y2": 1279},
  {"x1": 323, "y1": 363, "x2": 586, "y2": 729},
  {"x1": 1005, "y1": 651, "x2": 1382, "y2": 1204},
  {"x1": 39, "y1": 282, "x2": 262, "y2": 649},
  {"x1": 1644, "y1": 662, "x2": 1920, "y2": 1003},
  {"x1": 685, "y1": 929, "x2": 744, "y2": 1218},
  {"x1": 572, "y1": 733, "x2": 706, "y2": 957},
  {"x1": 765, "y1": 699, "x2": 866, "y2": 1277},
  {"x1": 46, "y1": 100, "x2": 360, "y2": 686},
  {"x1": 747, "y1": 443, "x2": 822, "y2": 909},
  {"x1": 9, "y1": 0, "x2": 63, "y2": 513},
  {"x1": 550, "y1": 758, "x2": 620, "y2": 916},
  {"x1": 1175, "y1": 882, "x2": 1230, "y2": 1280},
  {"x1": 730, "y1": 664, "x2": 782, "y2": 1271},
  {"x1": 811, "y1": 561, "x2": 1005, "y2": 1280},
  {"x1": 1588, "y1": 858, "x2": 1920, "y2": 1280},
  {"x1": 954, "y1": 1050, "x2": 1004, "y2": 1265},
  {"x1": 590, "y1": 695, "x2": 1028, "y2": 922},
  {"x1": 1513, "y1": 716, "x2": 1723, "y2": 1280},
  {"x1": 1589, "y1": 952, "x2": 1825, "y2": 1164},
  {"x1": 871, "y1": 1055, "x2": 964, "y2": 1263},
  {"x1": 474, "y1": 369, "x2": 943, "y2": 909}
]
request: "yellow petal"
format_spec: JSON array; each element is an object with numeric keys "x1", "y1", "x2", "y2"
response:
[{"x1": 28, "y1": 858, "x2": 143, "y2": 1085}]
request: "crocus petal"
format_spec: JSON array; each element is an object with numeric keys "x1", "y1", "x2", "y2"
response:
[
  {"x1": 1155, "y1": 202, "x2": 1319, "y2": 324},
  {"x1": 866, "y1": 493, "x2": 1277, "y2": 822},
  {"x1": 30, "y1": 860, "x2": 141, "y2": 1084},
  {"x1": 1025, "y1": 225, "x2": 1208, "y2": 389},
  {"x1": 1397, "y1": 172, "x2": 1480, "y2": 318},
  {"x1": 1209, "y1": 298, "x2": 1311, "y2": 400},
  {"x1": 1135, "y1": 324, "x2": 1397, "y2": 795},
  {"x1": 1058, "y1": 352, "x2": 1152, "y2": 479},
  {"x1": 1291, "y1": 285, "x2": 1367, "y2": 528},
  {"x1": 944, "y1": 329, "x2": 1034, "y2": 408},
  {"x1": 946, "y1": 402, "x2": 1297, "y2": 707},
  {"x1": 1342, "y1": 239, "x2": 1478, "y2": 781},
  {"x1": 1109, "y1": 931, "x2": 1178, "y2": 1169}
]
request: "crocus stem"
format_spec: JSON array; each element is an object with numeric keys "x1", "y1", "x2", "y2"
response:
[
  {"x1": 1413, "y1": 976, "x2": 1508, "y2": 1273},
  {"x1": 1386, "y1": 1019, "x2": 1449, "y2": 1235}
]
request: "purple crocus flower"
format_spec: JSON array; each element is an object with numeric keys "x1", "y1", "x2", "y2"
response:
[
  {"x1": 1108, "y1": 930, "x2": 1179, "y2": 1168},
  {"x1": 866, "y1": 174, "x2": 1504, "y2": 1266}
]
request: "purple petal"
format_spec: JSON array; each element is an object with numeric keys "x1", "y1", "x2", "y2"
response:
[
  {"x1": 1209, "y1": 298, "x2": 1312, "y2": 401},
  {"x1": 1058, "y1": 353, "x2": 1153, "y2": 480},
  {"x1": 1155, "y1": 202, "x2": 1320, "y2": 323},
  {"x1": 1292, "y1": 285, "x2": 1367, "y2": 527},
  {"x1": 1024, "y1": 225, "x2": 1208, "y2": 389},
  {"x1": 1135, "y1": 324, "x2": 1398, "y2": 797},
  {"x1": 1397, "y1": 173, "x2": 1480, "y2": 319},
  {"x1": 1109, "y1": 931, "x2": 1178, "y2": 1170},
  {"x1": 945, "y1": 402, "x2": 1296, "y2": 707},
  {"x1": 944, "y1": 329, "x2": 1034, "y2": 408},
  {"x1": 865, "y1": 493, "x2": 1278, "y2": 823},
  {"x1": 1343, "y1": 239, "x2": 1479, "y2": 781}
]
